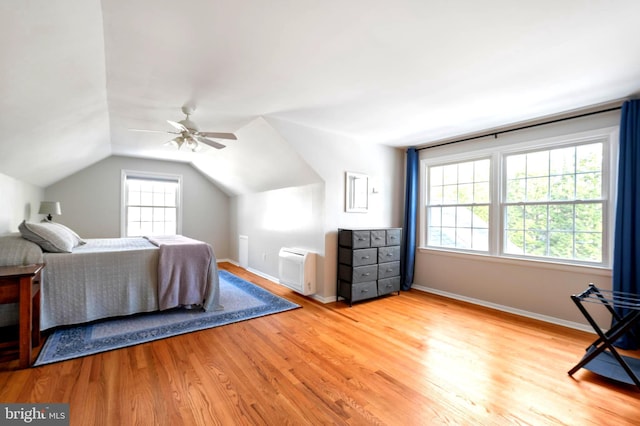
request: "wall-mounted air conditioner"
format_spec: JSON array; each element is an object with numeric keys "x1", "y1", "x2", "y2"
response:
[{"x1": 278, "y1": 247, "x2": 316, "y2": 295}]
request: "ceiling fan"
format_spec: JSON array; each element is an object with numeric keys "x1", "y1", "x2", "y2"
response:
[{"x1": 130, "y1": 105, "x2": 237, "y2": 151}]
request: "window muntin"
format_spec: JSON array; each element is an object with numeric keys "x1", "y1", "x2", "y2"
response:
[
  {"x1": 122, "y1": 172, "x2": 181, "y2": 237},
  {"x1": 503, "y1": 142, "x2": 604, "y2": 262},
  {"x1": 427, "y1": 159, "x2": 490, "y2": 251}
]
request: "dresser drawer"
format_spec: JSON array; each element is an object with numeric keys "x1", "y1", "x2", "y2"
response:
[
  {"x1": 378, "y1": 261, "x2": 400, "y2": 279},
  {"x1": 339, "y1": 230, "x2": 370, "y2": 248},
  {"x1": 339, "y1": 247, "x2": 377, "y2": 266},
  {"x1": 350, "y1": 281, "x2": 378, "y2": 302},
  {"x1": 378, "y1": 276, "x2": 400, "y2": 295},
  {"x1": 370, "y1": 230, "x2": 386, "y2": 247},
  {"x1": 386, "y1": 228, "x2": 402, "y2": 246},
  {"x1": 378, "y1": 245, "x2": 400, "y2": 263},
  {"x1": 339, "y1": 264, "x2": 378, "y2": 283}
]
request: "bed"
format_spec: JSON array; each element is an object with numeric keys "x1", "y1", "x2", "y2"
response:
[{"x1": 0, "y1": 221, "x2": 221, "y2": 330}]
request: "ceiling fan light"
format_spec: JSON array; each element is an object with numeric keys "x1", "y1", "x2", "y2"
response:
[
  {"x1": 165, "y1": 137, "x2": 185, "y2": 149},
  {"x1": 184, "y1": 138, "x2": 197, "y2": 151}
]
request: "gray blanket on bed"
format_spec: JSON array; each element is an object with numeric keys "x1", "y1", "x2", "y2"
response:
[{"x1": 145, "y1": 235, "x2": 216, "y2": 311}]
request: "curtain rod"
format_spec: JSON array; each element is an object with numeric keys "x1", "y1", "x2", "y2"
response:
[{"x1": 418, "y1": 105, "x2": 622, "y2": 151}]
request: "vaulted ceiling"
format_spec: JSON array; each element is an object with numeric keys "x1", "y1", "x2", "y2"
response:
[{"x1": 2, "y1": 1, "x2": 640, "y2": 192}]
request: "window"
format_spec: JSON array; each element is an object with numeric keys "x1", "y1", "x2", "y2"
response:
[
  {"x1": 503, "y1": 143, "x2": 604, "y2": 262},
  {"x1": 423, "y1": 127, "x2": 616, "y2": 266},
  {"x1": 121, "y1": 171, "x2": 182, "y2": 237},
  {"x1": 427, "y1": 159, "x2": 490, "y2": 251}
]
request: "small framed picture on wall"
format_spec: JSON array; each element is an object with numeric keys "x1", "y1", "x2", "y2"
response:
[{"x1": 345, "y1": 172, "x2": 368, "y2": 213}]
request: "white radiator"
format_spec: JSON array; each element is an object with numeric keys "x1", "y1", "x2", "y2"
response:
[{"x1": 278, "y1": 247, "x2": 316, "y2": 295}]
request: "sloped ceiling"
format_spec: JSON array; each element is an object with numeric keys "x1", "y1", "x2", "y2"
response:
[
  {"x1": 0, "y1": 0, "x2": 111, "y2": 187},
  {"x1": 2, "y1": 1, "x2": 640, "y2": 192},
  {"x1": 191, "y1": 116, "x2": 322, "y2": 196}
]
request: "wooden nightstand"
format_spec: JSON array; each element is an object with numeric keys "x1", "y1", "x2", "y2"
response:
[{"x1": 0, "y1": 264, "x2": 44, "y2": 368}]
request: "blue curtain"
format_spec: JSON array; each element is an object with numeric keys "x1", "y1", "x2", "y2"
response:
[
  {"x1": 401, "y1": 147, "x2": 419, "y2": 290},
  {"x1": 613, "y1": 99, "x2": 640, "y2": 349}
]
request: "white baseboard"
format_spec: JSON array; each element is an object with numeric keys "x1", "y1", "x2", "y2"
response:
[
  {"x1": 220, "y1": 260, "x2": 328, "y2": 304},
  {"x1": 246, "y1": 266, "x2": 278, "y2": 284},
  {"x1": 246, "y1": 266, "x2": 329, "y2": 304},
  {"x1": 411, "y1": 284, "x2": 595, "y2": 334},
  {"x1": 308, "y1": 294, "x2": 334, "y2": 304}
]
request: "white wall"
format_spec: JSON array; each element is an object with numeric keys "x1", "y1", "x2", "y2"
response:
[
  {"x1": 414, "y1": 110, "x2": 621, "y2": 329},
  {"x1": 44, "y1": 156, "x2": 231, "y2": 259},
  {"x1": 265, "y1": 117, "x2": 405, "y2": 301},
  {"x1": 0, "y1": 172, "x2": 43, "y2": 234},
  {"x1": 231, "y1": 182, "x2": 325, "y2": 279}
]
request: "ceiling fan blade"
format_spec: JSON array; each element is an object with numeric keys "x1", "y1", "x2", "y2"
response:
[
  {"x1": 167, "y1": 120, "x2": 188, "y2": 132},
  {"x1": 197, "y1": 132, "x2": 237, "y2": 140},
  {"x1": 129, "y1": 128, "x2": 177, "y2": 134},
  {"x1": 196, "y1": 136, "x2": 226, "y2": 149}
]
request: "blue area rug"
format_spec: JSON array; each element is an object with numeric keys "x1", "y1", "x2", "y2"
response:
[{"x1": 34, "y1": 270, "x2": 299, "y2": 366}]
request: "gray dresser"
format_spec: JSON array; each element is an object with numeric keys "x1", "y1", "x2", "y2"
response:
[{"x1": 337, "y1": 228, "x2": 402, "y2": 306}]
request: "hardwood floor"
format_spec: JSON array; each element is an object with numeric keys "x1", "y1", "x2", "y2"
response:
[{"x1": 1, "y1": 262, "x2": 639, "y2": 425}]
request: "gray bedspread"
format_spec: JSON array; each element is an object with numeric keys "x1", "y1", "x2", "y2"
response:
[
  {"x1": 40, "y1": 237, "x2": 221, "y2": 330},
  {"x1": 41, "y1": 238, "x2": 158, "y2": 330}
]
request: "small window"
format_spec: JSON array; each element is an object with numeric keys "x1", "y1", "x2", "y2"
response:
[{"x1": 121, "y1": 171, "x2": 182, "y2": 237}]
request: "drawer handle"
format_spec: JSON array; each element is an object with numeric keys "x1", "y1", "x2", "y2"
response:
[
  {"x1": 362, "y1": 256, "x2": 370, "y2": 259},
  {"x1": 386, "y1": 253, "x2": 393, "y2": 257},
  {"x1": 362, "y1": 273, "x2": 370, "y2": 276},
  {"x1": 361, "y1": 288, "x2": 370, "y2": 293},
  {"x1": 386, "y1": 268, "x2": 393, "y2": 272}
]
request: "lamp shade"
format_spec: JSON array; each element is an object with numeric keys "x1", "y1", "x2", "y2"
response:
[{"x1": 39, "y1": 201, "x2": 62, "y2": 216}]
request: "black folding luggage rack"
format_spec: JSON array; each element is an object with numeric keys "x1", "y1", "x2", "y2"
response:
[{"x1": 568, "y1": 284, "x2": 640, "y2": 388}]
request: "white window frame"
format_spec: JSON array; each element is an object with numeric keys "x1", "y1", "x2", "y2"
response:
[
  {"x1": 425, "y1": 157, "x2": 492, "y2": 252},
  {"x1": 420, "y1": 126, "x2": 618, "y2": 268},
  {"x1": 120, "y1": 170, "x2": 183, "y2": 237}
]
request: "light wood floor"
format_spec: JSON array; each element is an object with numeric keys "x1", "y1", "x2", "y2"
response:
[{"x1": 1, "y1": 262, "x2": 639, "y2": 425}]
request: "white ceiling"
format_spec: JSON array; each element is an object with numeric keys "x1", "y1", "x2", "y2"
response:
[{"x1": 2, "y1": 0, "x2": 640, "y2": 192}]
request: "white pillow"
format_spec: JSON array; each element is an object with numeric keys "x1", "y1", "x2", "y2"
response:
[
  {"x1": 19, "y1": 220, "x2": 74, "y2": 253},
  {"x1": 46, "y1": 221, "x2": 86, "y2": 247}
]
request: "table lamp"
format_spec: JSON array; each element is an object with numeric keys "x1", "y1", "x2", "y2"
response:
[{"x1": 39, "y1": 201, "x2": 62, "y2": 221}]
